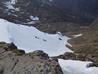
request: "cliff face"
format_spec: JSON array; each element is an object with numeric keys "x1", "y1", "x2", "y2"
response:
[{"x1": 0, "y1": 42, "x2": 63, "y2": 74}]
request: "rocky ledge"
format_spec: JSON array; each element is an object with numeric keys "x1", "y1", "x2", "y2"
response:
[{"x1": 0, "y1": 42, "x2": 63, "y2": 74}]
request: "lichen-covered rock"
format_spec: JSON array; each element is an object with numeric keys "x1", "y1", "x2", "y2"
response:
[
  {"x1": 58, "y1": 52, "x2": 76, "y2": 60},
  {"x1": 28, "y1": 50, "x2": 49, "y2": 60},
  {"x1": 0, "y1": 43, "x2": 63, "y2": 74}
]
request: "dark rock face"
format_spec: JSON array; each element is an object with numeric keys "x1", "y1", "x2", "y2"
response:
[
  {"x1": 0, "y1": 0, "x2": 98, "y2": 24},
  {"x1": 0, "y1": 43, "x2": 63, "y2": 74},
  {"x1": 8, "y1": 43, "x2": 17, "y2": 49},
  {"x1": 53, "y1": 0, "x2": 98, "y2": 16}
]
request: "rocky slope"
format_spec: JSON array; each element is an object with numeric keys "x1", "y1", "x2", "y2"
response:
[
  {"x1": 66, "y1": 19, "x2": 98, "y2": 67},
  {"x1": 0, "y1": 0, "x2": 98, "y2": 24},
  {"x1": 0, "y1": 0, "x2": 98, "y2": 73},
  {"x1": 0, "y1": 42, "x2": 63, "y2": 74},
  {"x1": 0, "y1": 0, "x2": 98, "y2": 35},
  {"x1": 48, "y1": 19, "x2": 98, "y2": 67}
]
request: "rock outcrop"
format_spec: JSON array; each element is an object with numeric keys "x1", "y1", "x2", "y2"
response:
[
  {"x1": 57, "y1": 52, "x2": 98, "y2": 67},
  {"x1": 0, "y1": 42, "x2": 63, "y2": 74}
]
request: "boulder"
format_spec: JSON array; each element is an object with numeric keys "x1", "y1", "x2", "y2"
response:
[{"x1": 28, "y1": 50, "x2": 49, "y2": 59}]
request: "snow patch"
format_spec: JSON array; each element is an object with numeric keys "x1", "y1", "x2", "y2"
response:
[
  {"x1": 4, "y1": 1, "x2": 15, "y2": 10},
  {"x1": 10, "y1": 0, "x2": 17, "y2": 5},
  {"x1": 24, "y1": 21, "x2": 36, "y2": 25},
  {"x1": 59, "y1": 59, "x2": 98, "y2": 74},
  {"x1": 4, "y1": 0, "x2": 19, "y2": 11},
  {"x1": 73, "y1": 34, "x2": 83, "y2": 38},
  {"x1": 0, "y1": 19, "x2": 72, "y2": 56},
  {"x1": 30, "y1": 16, "x2": 39, "y2": 21},
  {"x1": 0, "y1": 20, "x2": 11, "y2": 43}
]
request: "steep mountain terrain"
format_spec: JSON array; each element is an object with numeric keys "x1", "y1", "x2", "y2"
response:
[
  {"x1": 0, "y1": 17, "x2": 98, "y2": 74},
  {"x1": 0, "y1": 0, "x2": 98, "y2": 74},
  {"x1": 0, "y1": 0, "x2": 98, "y2": 24},
  {"x1": 0, "y1": 0, "x2": 98, "y2": 35}
]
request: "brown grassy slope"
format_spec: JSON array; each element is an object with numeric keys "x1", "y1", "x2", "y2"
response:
[{"x1": 68, "y1": 19, "x2": 98, "y2": 66}]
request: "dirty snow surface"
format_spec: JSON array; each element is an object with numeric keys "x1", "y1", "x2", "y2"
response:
[{"x1": 0, "y1": 19, "x2": 72, "y2": 56}]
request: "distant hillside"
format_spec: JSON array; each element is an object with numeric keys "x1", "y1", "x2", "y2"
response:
[{"x1": 0, "y1": 0, "x2": 98, "y2": 24}]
